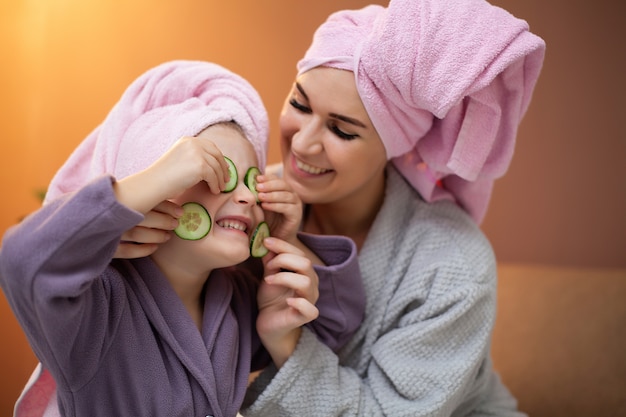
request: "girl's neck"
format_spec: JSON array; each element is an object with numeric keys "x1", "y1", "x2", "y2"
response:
[
  {"x1": 151, "y1": 253, "x2": 208, "y2": 331},
  {"x1": 170, "y1": 276, "x2": 206, "y2": 332}
]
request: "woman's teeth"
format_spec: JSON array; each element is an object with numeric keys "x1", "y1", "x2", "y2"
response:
[
  {"x1": 296, "y1": 159, "x2": 330, "y2": 175},
  {"x1": 217, "y1": 220, "x2": 247, "y2": 232}
]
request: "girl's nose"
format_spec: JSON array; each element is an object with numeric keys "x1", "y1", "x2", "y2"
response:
[{"x1": 232, "y1": 182, "x2": 257, "y2": 205}]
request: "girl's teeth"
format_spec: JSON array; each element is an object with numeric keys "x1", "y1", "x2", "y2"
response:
[
  {"x1": 217, "y1": 220, "x2": 246, "y2": 232},
  {"x1": 296, "y1": 159, "x2": 330, "y2": 175}
]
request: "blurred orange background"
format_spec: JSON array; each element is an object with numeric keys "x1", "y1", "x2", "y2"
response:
[{"x1": 1, "y1": 0, "x2": 624, "y2": 414}]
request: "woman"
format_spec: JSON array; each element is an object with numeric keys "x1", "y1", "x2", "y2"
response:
[{"x1": 242, "y1": 0, "x2": 545, "y2": 415}]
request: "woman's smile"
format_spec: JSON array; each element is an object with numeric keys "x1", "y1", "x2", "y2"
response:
[{"x1": 293, "y1": 155, "x2": 332, "y2": 176}]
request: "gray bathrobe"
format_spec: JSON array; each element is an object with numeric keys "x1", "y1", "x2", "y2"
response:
[{"x1": 243, "y1": 165, "x2": 525, "y2": 417}]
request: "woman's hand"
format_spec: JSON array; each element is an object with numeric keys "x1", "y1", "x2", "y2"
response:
[
  {"x1": 256, "y1": 174, "x2": 303, "y2": 245},
  {"x1": 256, "y1": 237, "x2": 319, "y2": 368},
  {"x1": 113, "y1": 200, "x2": 183, "y2": 259}
]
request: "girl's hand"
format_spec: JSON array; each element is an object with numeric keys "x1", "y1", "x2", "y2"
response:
[
  {"x1": 113, "y1": 200, "x2": 183, "y2": 259},
  {"x1": 143, "y1": 136, "x2": 230, "y2": 200},
  {"x1": 114, "y1": 136, "x2": 230, "y2": 215},
  {"x1": 255, "y1": 174, "x2": 302, "y2": 244},
  {"x1": 256, "y1": 237, "x2": 319, "y2": 368},
  {"x1": 113, "y1": 135, "x2": 232, "y2": 258}
]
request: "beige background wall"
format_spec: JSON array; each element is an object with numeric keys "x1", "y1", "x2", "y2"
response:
[{"x1": 0, "y1": 0, "x2": 624, "y2": 414}]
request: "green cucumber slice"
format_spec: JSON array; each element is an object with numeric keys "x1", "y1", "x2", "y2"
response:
[
  {"x1": 250, "y1": 221, "x2": 270, "y2": 258},
  {"x1": 244, "y1": 166, "x2": 261, "y2": 202},
  {"x1": 223, "y1": 157, "x2": 238, "y2": 193},
  {"x1": 174, "y1": 202, "x2": 212, "y2": 240}
]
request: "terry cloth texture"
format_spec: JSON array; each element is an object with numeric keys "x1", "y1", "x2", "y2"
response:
[
  {"x1": 242, "y1": 164, "x2": 527, "y2": 416},
  {"x1": 297, "y1": 0, "x2": 546, "y2": 223},
  {"x1": 44, "y1": 60, "x2": 269, "y2": 204}
]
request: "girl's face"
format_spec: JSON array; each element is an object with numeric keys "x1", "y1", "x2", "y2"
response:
[
  {"x1": 279, "y1": 67, "x2": 388, "y2": 206},
  {"x1": 168, "y1": 123, "x2": 264, "y2": 271}
]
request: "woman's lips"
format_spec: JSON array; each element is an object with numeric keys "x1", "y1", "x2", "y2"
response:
[{"x1": 293, "y1": 156, "x2": 332, "y2": 176}]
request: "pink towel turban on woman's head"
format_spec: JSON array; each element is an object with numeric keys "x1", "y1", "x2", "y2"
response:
[
  {"x1": 297, "y1": 0, "x2": 546, "y2": 223},
  {"x1": 44, "y1": 60, "x2": 269, "y2": 204}
]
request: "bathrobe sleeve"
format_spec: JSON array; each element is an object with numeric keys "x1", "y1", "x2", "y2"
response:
[
  {"x1": 0, "y1": 176, "x2": 143, "y2": 387},
  {"x1": 299, "y1": 232, "x2": 365, "y2": 352}
]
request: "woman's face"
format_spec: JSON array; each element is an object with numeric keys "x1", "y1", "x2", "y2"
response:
[{"x1": 279, "y1": 67, "x2": 388, "y2": 206}]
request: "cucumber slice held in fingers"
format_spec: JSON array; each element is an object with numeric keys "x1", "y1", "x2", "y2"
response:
[
  {"x1": 250, "y1": 221, "x2": 270, "y2": 258},
  {"x1": 222, "y1": 157, "x2": 238, "y2": 193},
  {"x1": 244, "y1": 166, "x2": 261, "y2": 203},
  {"x1": 174, "y1": 202, "x2": 212, "y2": 240}
]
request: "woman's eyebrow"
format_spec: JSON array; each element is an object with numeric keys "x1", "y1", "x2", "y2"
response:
[
  {"x1": 329, "y1": 112, "x2": 367, "y2": 128},
  {"x1": 295, "y1": 82, "x2": 309, "y2": 101},
  {"x1": 297, "y1": 82, "x2": 367, "y2": 128}
]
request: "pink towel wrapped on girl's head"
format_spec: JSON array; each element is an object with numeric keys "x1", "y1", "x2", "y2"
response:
[
  {"x1": 44, "y1": 60, "x2": 269, "y2": 204},
  {"x1": 298, "y1": 0, "x2": 546, "y2": 223}
]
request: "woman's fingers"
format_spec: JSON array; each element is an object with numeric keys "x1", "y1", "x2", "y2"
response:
[
  {"x1": 262, "y1": 237, "x2": 305, "y2": 257},
  {"x1": 286, "y1": 298, "x2": 319, "y2": 322}
]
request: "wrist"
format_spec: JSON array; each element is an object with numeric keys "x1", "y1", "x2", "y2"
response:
[
  {"x1": 262, "y1": 327, "x2": 302, "y2": 369},
  {"x1": 114, "y1": 170, "x2": 164, "y2": 214}
]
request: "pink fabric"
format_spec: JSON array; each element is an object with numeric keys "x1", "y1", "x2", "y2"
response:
[
  {"x1": 13, "y1": 364, "x2": 58, "y2": 417},
  {"x1": 44, "y1": 60, "x2": 269, "y2": 204},
  {"x1": 297, "y1": 0, "x2": 546, "y2": 223},
  {"x1": 20, "y1": 60, "x2": 268, "y2": 417}
]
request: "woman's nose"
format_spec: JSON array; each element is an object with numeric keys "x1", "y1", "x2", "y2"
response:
[{"x1": 291, "y1": 119, "x2": 324, "y2": 154}]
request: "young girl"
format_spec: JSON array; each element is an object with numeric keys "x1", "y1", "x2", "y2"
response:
[{"x1": 0, "y1": 60, "x2": 364, "y2": 417}]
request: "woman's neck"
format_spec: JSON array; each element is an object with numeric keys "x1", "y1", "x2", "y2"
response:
[{"x1": 302, "y1": 171, "x2": 386, "y2": 251}]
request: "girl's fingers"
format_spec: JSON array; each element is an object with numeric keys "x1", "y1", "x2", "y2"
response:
[
  {"x1": 193, "y1": 136, "x2": 228, "y2": 193},
  {"x1": 140, "y1": 208, "x2": 181, "y2": 231},
  {"x1": 121, "y1": 225, "x2": 172, "y2": 245},
  {"x1": 153, "y1": 200, "x2": 184, "y2": 218},
  {"x1": 202, "y1": 152, "x2": 227, "y2": 194},
  {"x1": 113, "y1": 242, "x2": 159, "y2": 259}
]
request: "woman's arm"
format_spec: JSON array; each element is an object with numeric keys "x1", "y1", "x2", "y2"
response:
[{"x1": 244, "y1": 250, "x2": 500, "y2": 417}]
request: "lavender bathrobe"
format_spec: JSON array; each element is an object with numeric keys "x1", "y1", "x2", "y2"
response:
[{"x1": 0, "y1": 176, "x2": 364, "y2": 417}]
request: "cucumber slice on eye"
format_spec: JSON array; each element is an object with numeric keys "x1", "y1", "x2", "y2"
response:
[
  {"x1": 250, "y1": 221, "x2": 270, "y2": 258},
  {"x1": 174, "y1": 202, "x2": 212, "y2": 240},
  {"x1": 244, "y1": 166, "x2": 261, "y2": 203},
  {"x1": 223, "y1": 157, "x2": 238, "y2": 193}
]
